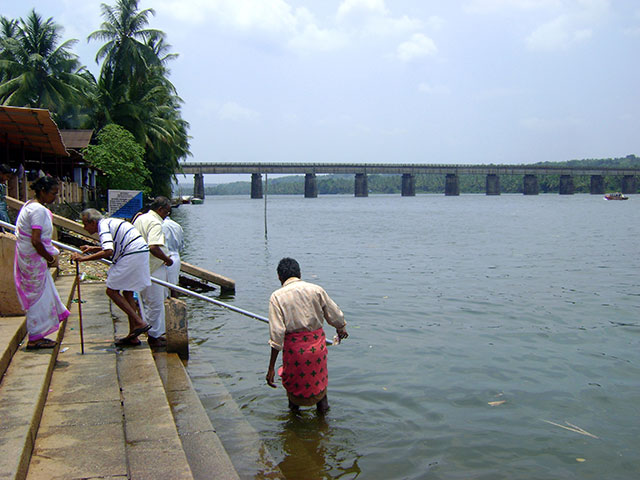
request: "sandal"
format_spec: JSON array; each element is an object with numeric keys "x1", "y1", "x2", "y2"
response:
[
  {"x1": 26, "y1": 338, "x2": 57, "y2": 350},
  {"x1": 115, "y1": 336, "x2": 142, "y2": 347},
  {"x1": 126, "y1": 324, "x2": 151, "y2": 339}
]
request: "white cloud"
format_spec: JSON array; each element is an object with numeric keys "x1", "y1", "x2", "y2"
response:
[
  {"x1": 336, "y1": 0, "x2": 423, "y2": 37},
  {"x1": 623, "y1": 8, "x2": 640, "y2": 36},
  {"x1": 288, "y1": 23, "x2": 349, "y2": 53},
  {"x1": 418, "y1": 83, "x2": 450, "y2": 95},
  {"x1": 425, "y1": 16, "x2": 446, "y2": 32},
  {"x1": 520, "y1": 115, "x2": 585, "y2": 130},
  {"x1": 623, "y1": 27, "x2": 640, "y2": 37},
  {"x1": 218, "y1": 102, "x2": 260, "y2": 122},
  {"x1": 525, "y1": 16, "x2": 593, "y2": 51},
  {"x1": 463, "y1": 0, "x2": 562, "y2": 14},
  {"x1": 336, "y1": 0, "x2": 388, "y2": 22},
  {"x1": 397, "y1": 33, "x2": 437, "y2": 62},
  {"x1": 464, "y1": 0, "x2": 610, "y2": 51},
  {"x1": 155, "y1": 0, "x2": 298, "y2": 34},
  {"x1": 156, "y1": 0, "x2": 432, "y2": 55},
  {"x1": 155, "y1": 1, "x2": 348, "y2": 54}
]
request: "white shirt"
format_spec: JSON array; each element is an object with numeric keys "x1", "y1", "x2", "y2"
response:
[
  {"x1": 98, "y1": 218, "x2": 148, "y2": 264},
  {"x1": 268, "y1": 277, "x2": 346, "y2": 351},
  {"x1": 162, "y1": 217, "x2": 184, "y2": 254}
]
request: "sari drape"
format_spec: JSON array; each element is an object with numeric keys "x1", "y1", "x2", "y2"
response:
[{"x1": 14, "y1": 201, "x2": 69, "y2": 341}]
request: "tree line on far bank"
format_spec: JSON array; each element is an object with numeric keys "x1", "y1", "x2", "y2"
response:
[
  {"x1": 200, "y1": 155, "x2": 640, "y2": 196},
  {"x1": 0, "y1": 0, "x2": 189, "y2": 197}
]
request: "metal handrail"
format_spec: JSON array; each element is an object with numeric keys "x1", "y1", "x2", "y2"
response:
[
  {"x1": 1, "y1": 218, "x2": 334, "y2": 344},
  {"x1": 0, "y1": 218, "x2": 267, "y2": 322}
]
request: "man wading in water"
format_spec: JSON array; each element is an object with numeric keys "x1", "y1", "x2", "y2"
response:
[{"x1": 266, "y1": 258, "x2": 348, "y2": 414}]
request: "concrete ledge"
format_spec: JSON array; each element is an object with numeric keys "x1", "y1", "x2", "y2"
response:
[
  {"x1": 0, "y1": 275, "x2": 74, "y2": 480},
  {"x1": 1, "y1": 274, "x2": 244, "y2": 480},
  {"x1": 190, "y1": 362, "x2": 282, "y2": 478},
  {"x1": 154, "y1": 353, "x2": 240, "y2": 480},
  {"x1": 0, "y1": 316, "x2": 26, "y2": 378},
  {"x1": 110, "y1": 300, "x2": 194, "y2": 480}
]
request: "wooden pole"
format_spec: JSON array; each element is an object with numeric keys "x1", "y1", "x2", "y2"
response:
[
  {"x1": 75, "y1": 261, "x2": 85, "y2": 354},
  {"x1": 264, "y1": 173, "x2": 268, "y2": 238}
]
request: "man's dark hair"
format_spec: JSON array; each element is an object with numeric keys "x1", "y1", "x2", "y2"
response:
[
  {"x1": 277, "y1": 257, "x2": 300, "y2": 282},
  {"x1": 150, "y1": 196, "x2": 171, "y2": 211}
]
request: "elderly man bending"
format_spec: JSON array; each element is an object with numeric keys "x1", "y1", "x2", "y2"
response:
[
  {"x1": 266, "y1": 257, "x2": 348, "y2": 414},
  {"x1": 71, "y1": 208, "x2": 151, "y2": 346}
]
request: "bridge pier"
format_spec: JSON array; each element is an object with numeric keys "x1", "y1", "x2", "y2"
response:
[
  {"x1": 523, "y1": 174, "x2": 539, "y2": 195},
  {"x1": 251, "y1": 173, "x2": 263, "y2": 199},
  {"x1": 445, "y1": 174, "x2": 459, "y2": 196},
  {"x1": 355, "y1": 173, "x2": 368, "y2": 197},
  {"x1": 304, "y1": 173, "x2": 318, "y2": 198},
  {"x1": 486, "y1": 174, "x2": 500, "y2": 195},
  {"x1": 590, "y1": 175, "x2": 604, "y2": 194},
  {"x1": 621, "y1": 175, "x2": 636, "y2": 194},
  {"x1": 193, "y1": 173, "x2": 205, "y2": 199},
  {"x1": 401, "y1": 174, "x2": 415, "y2": 196},
  {"x1": 559, "y1": 175, "x2": 574, "y2": 195}
]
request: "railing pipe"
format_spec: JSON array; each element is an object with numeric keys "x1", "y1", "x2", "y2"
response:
[{"x1": 0, "y1": 219, "x2": 267, "y2": 323}]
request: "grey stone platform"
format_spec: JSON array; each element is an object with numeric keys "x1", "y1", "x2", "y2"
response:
[{"x1": 0, "y1": 274, "x2": 240, "y2": 480}]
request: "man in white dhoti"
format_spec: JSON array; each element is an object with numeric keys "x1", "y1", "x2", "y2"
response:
[
  {"x1": 162, "y1": 215, "x2": 184, "y2": 297},
  {"x1": 72, "y1": 209, "x2": 152, "y2": 346},
  {"x1": 133, "y1": 197, "x2": 173, "y2": 347}
]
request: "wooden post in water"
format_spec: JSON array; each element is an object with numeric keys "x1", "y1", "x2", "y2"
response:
[{"x1": 165, "y1": 297, "x2": 189, "y2": 359}]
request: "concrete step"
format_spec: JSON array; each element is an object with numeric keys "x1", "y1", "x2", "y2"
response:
[
  {"x1": 0, "y1": 266, "x2": 59, "y2": 378},
  {"x1": 190, "y1": 362, "x2": 283, "y2": 479},
  {"x1": 1, "y1": 272, "x2": 244, "y2": 480},
  {"x1": 0, "y1": 316, "x2": 26, "y2": 379},
  {"x1": 154, "y1": 353, "x2": 240, "y2": 480},
  {"x1": 25, "y1": 281, "x2": 195, "y2": 480},
  {"x1": 0, "y1": 274, "x2": 74, "y2": 480}
]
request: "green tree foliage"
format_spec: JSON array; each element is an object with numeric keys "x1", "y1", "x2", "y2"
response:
[
  {"x1": 0, "y1": 10, "x2": 93, "y2": 127},
  {"x1": 0, "y1": 4, "x2": 190, "y2": 196},
  {"x1": 83, "y1": 123, "x2": 149, "y2": 194},
  {"x1": 89, "y1": 0, "x2": 190, "y2": 197}
]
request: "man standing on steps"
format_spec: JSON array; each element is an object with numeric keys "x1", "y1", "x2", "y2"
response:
[
  {"x1": 265, "y1": 257, "x2": 348, "y2": 414},
  {"x1": 133, "y1": 196, "x2": 173, "y2": 347},
  {"x1": 162, "y1": 214, "x2": 184, "y2": 298}
]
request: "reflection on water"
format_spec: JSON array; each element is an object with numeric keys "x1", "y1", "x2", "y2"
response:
[
  {"x1": 174, "y1": 194, "x2": 640, "y2": 479},
  {"x1": 272, "y1": 412, "x2": 361, "y2": 479}
]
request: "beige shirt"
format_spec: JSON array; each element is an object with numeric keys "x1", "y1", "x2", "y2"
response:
[
  {"x1": 133, "y1": 210, "x2": 168, "y2": 273},
  {"x1": 268, "y1": 277, "x2": 346, "y2": 351}
]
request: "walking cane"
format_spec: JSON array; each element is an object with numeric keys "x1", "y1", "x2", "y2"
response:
[{"x1": 74, "y1": 260, "x2": 85, "y2": 354}]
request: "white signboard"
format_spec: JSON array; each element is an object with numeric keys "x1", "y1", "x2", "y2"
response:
[{"x1": 108, "y1": 190, "x2": 143, "y2": 219}]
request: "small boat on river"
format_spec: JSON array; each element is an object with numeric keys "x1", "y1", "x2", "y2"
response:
[{"x1": 604, "y1": 192, "x2": 628, "y2": 201}]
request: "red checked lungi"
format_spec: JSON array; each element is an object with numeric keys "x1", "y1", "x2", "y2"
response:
[{"x1": 281, "y1": 328, "x2": 328, "y2": 406}]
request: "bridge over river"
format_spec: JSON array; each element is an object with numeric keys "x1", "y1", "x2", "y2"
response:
[{"x1": 178, "y1": 162, "x2": 640, "y2": 198}]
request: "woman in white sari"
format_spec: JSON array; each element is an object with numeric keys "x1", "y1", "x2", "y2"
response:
[{"x1": 14, "y1": 176, "x2": 70, "y2": 349}]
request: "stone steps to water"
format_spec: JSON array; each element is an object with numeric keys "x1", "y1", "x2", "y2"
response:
[
  {"x1": 154, "y1": 353, "x2": 240, "y2": 480},
  {"x1": 0, "y1": 316, "x2": 25, "y2": 380},
  {"x1": 0, "y1": 273, "x2": 241, "y2": 480},
  {"x1": 0, "y1": 274, "x2": 74, "y2": 480}
]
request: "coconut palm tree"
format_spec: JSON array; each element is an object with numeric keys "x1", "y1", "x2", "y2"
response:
[
  {"x1": 88, "y1": 0, "x2": 164, "y2": 91},
  {"x1": 89, "y1": 0, "x2": 190, "y2": 196},
  {"x1": 0, "y1": 10, "x2": 91, "y2": 121}
]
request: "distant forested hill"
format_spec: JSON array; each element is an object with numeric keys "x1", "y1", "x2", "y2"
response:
[{"x1": 202, "y1": 155, "x2": 639, "y2": 195}]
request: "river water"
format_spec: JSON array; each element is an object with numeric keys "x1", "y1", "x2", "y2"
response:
[{"x1": 171, "y1": 193, "x2": 640, "y2": 480}]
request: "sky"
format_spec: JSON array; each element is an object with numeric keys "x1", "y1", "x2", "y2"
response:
[{"x1": 3, "y1": 0, "x2": 640, "y2": 184}]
